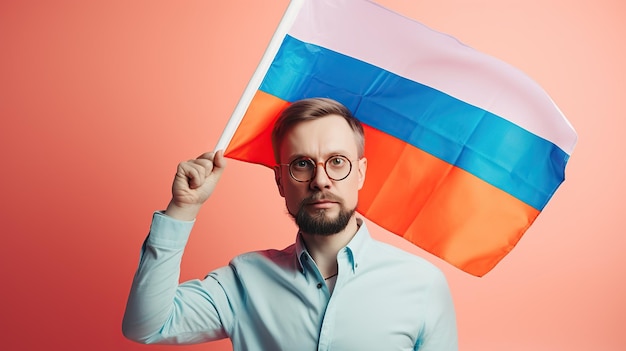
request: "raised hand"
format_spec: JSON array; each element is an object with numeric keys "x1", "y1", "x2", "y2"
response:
[{"x1": 165, "y1": 150, "x2": 227, "y2": 221}]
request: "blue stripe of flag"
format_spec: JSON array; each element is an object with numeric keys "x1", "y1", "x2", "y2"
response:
[{"x1": 260, "y1": 35, "x2": 569, "y2": 210}]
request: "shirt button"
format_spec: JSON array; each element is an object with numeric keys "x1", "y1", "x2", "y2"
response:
[{"x1": 317, "y1": 283, "x2": 323, "y2": 289}]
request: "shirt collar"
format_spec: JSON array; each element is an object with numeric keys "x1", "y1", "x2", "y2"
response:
[{"x1": 295, "y1": 218, "x2": 371, "y2": 275}]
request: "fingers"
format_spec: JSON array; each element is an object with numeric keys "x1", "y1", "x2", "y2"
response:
[
  {"x1": 194, "y1": 150, "x2": 227, "y2": 177},
  {"x1": 187, "y1": 163, "x2": 206, "y2": 189},
  {"x1": 177, "y1": 150, "x2": 227, "y2": 189},
  {"x1": 212, "y1": 149, "x2": 227, "y2": 170},
  {"x1": 195, "y1": 150, "x2": 227, "y2": 168},
  {"x1": 176, "y1": 160, "x2": 207, "y2": 189},
  {"x1": 167, "y1": 150, "x2": 227, "y2": 218}
]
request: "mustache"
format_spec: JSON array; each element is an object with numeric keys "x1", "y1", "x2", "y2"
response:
[{"x1": 300, "y1": 192, "x2": 342, "y2": 206}]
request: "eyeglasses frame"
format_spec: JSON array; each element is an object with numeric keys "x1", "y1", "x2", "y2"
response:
[{"x1": 277, "y1": 154, "x2": 357, "y2": 183}]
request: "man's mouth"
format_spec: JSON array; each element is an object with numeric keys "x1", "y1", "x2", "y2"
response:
[
  {"x1": 302, "y1": 193, "x2": 341, "y2": 208},
  {"x1": 307, "y1": 200, "x2": 337, "y2": 209}
]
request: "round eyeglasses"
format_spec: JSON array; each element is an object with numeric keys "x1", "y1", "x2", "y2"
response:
[{"x1": 279, "y1": 155, "x2": 354, "y2": 182}]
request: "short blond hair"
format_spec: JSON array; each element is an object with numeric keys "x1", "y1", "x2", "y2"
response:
[{"x1": 271, "y1": 98, "x2": 365, "y2": 163}]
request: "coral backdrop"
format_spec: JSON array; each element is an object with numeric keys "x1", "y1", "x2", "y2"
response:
[{"x1": 1, "y1": 1, "x2": 624, "y2": 350}]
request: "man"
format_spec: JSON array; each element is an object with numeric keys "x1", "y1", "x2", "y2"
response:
[{"x1": 122, "y1": 98, "x2": 458, "y2": 350}]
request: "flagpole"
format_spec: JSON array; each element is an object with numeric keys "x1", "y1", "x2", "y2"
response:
[{"x1": 214, "y1": 0, "x2": 306, "y2": 152}]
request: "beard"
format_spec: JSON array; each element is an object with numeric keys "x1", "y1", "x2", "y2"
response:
[{"x1": 291, "y1": 192, "x2": 355, "y2": 236}]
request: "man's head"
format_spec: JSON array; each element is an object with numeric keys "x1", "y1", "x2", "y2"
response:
[{"x1": 272, "y1": 98, "x2": 367, "y2": 236}]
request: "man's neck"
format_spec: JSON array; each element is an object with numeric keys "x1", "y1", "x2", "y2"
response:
[{"x1": 300, "y1": 216, "x2": 360, "y2": 278}]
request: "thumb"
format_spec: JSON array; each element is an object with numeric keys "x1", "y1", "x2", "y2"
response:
[{"x1": 212, "y1": 149, "x2": 227, "y2": 175}]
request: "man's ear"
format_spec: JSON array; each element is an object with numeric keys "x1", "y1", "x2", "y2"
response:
[
  {"x1": 357, "y1": 157, "x2": 367, "y2": 190},
  {"x1": 274, "y1": 166, "x2": 285, "y2": 197}
]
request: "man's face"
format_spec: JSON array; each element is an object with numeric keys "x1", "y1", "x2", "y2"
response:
[{"x1": 274, "y1": 115, "x2": 367, "y2": 235}]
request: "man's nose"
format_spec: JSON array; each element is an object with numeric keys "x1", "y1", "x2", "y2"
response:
[{"x1": 309, "y1": 162, "x2": 331, "y2": 190}]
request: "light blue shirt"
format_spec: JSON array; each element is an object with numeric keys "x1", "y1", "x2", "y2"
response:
[{"x1": 123, "y1": 212, "x2": 458, "y2": 350}]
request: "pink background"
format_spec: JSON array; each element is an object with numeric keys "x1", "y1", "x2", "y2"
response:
[{"x1": 1, "y1": 0, "x2": 623, "y2": 350}]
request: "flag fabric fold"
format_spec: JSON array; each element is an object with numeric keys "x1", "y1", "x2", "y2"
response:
[{"x1": 215, "y1": 0, "x2": 577, "y2": 276}]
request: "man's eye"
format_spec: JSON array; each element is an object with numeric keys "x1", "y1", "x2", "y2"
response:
[
  {"x1": 293, "y1": 160, "x2": 312, "y2": 169},
  {"x1": 329, "y1": 157, "x2": 345, "y2": 167}
]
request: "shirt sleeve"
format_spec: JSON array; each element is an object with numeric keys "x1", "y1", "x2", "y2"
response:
[
  {"x1": 415, "y1": 269, "x2": 458, "y2": 351},
  {"x1": 121, "y1": 212, "x2": 230, "y2": 344}
]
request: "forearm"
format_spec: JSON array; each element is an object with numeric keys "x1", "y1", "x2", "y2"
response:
[{"x1": 122, "y1": 212, "x2": 193, "y2": 343}]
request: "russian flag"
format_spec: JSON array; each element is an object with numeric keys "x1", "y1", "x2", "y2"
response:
[{"x1": 215, "y1": 0, "x2": 577, "y2": 276}]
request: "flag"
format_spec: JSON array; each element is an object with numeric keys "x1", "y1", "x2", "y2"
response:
[{"x1": 215, "y1": 0, "x2": 577, "y2": 276}]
